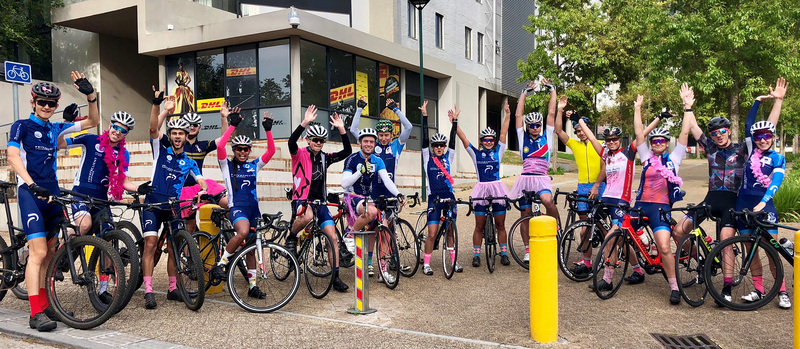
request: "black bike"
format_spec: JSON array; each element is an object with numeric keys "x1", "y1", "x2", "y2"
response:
[
  {"x1": 557, "y1": 193, "x2": 611, "y2": 282},
  {"x1": 469, "y1": 196, "x2": 512, "y2": 273}
]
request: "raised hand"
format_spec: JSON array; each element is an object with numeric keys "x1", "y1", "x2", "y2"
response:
[
  {"x1": 447, "y1": 109, "x2": 456, "y2": 123},
  {"x1": 386, "y1": 98, "x2": 398, "y2": 110},
  {"x1": 770, "y1": 77, "x2": 788, "y2": 100},
  {"x1": 262, "y1": 111, "x2": 274, "y2": 132},
  {"x1": 504, "y1": 99, "x2": 510, "y2": 115},
  {"x1": 541, "y1": 77, "x2": 556, "y2": 91},
  {"x1": 357, "y1": 96, "x2": 367, "y2": 109},
  {"x1": 634, "y1": 94, "x2": 644, "y2": 109},
  {"x1": 330, "y1": 112, "x2": 345, "y2": 131},
  {"x1": 419, "y1": 100, "x2": 429, "y2": 116},
  {"x1": 164, "y1": 96, "x2": 176, "y2": 114},
  {"x1": 304, "y1": 105, "x2": 318, "y2": 125},
  {"x1": 557, "y1": 95, "x2": 568, "y2": 110},
  {"x1": 522, "y1": 81, "x2": 537, "y2": 95},
  {"x1": 680, "y1": 83, "x2": 695, "y2": 108},
  {"x1": 152, "y1": 85, "x2": 166, "y2": 105},
  {"x1": 71, "y1": 71, "x2": 94, "y2": 96}
]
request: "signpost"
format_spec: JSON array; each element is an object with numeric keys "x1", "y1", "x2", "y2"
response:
[{"x1": 4, "y1": 61, "x2": 33, "y2": 123}]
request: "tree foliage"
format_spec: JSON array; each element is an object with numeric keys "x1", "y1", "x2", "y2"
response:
[{"x1": 0, "y1": 0, "x2": 63, "y2": 68}]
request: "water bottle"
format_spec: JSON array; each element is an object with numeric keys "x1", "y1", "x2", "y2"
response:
[
  {"x1": 649, "y1": 242, "x2": 659, "y2": 257},
  {"x1": 779, "y1": 238, "x2": 794, "y2": 256},
  {"x1": 635, "y1": 229, "x2": 649, "y2": 246}
]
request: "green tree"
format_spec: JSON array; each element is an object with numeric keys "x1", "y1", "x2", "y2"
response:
[{"x1": 0, "y1": 0, "x2": 63, "y2": 79}]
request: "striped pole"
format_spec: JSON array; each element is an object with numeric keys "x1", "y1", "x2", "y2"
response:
[{"x1": 347, "y1": 231, "x2": 376, "y2": 314}]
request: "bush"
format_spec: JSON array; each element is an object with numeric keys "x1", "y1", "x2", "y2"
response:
[
  {"x1": 548, "y1": 167, "x2": 565, "y2": 176},
  {"x1": 774, "y1": 168, "x2": 800, "y2": 222}
]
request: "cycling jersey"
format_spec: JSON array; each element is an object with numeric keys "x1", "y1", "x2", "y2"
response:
[
  {"x1": 146, "y1": 135, "x2": 202, "y2": 201},
  {"x1": 349, "y1": 106, "x2": 412, "y2": 199},
  {"x1": 288, "y1": 125, "x2": 352, "y2": 201},
  {"x1": 65, "y1": 134, "x2": 131, "y2": 192},
  {"x1": 8, "y1": 114, "x2": 80, "y2": 185},
  {"x1": 219, "y1": 128, "x2": 274, "y2": 208},
  {"x1": 516, "y1": 126, "x2": 555, "y2": 176},
  {"x1": 635, "y1": 143, "x2": 686, "y2": 205},
  {"x1": 466, "y1": 142, "x2": 506, "y2": 182},
  {"x1": 423, "y1": 147, "x2": 455, "y2": 196},
  {"x1": 183, "y1": 139, "x2": 217, "y2": 186},
  {"x1": 739, "y1": 99, "x2": 785, "y2": 203},
  {"x1": 601, "y1": 143, "x2": 637, "y2": 202},
  {"x1": 565, "y1": 138, "x2": 602, "y2": 183},
  {"x1": 342, "y1": 152, "x2": 386, "y2": 196},
  {"x1": 700, "y1": 134, "x2": 748, "y2": 193}
]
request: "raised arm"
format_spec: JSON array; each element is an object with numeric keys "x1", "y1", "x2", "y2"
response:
[
  {"x1": 217, "y1": 125, "x2": 235, "y2": 160},
  {"x1": 448, "y1": 111, "x2": 458, "y2": 150},
  {"x1": 350, "y1": 96, "x2": 365, "y2": 139},
  {"x1": 420, "y1": 101, "x2": 430, "y2": 149},
  {"x1": 542, "y1": 78, "x2": 557, "y2": 127},
  {"x1": 330, "y1": 112, "x2": 352, "y2": 162},
  {"x1": 767, "y1": 77, "x2": 787, "y2": 126},
  {"x1": 500, "y1": 99, "x2": 511, "y2": 145},
  {"x1": 516, "y1": 81, "x2": 537, "y2": 129},
  {"x1": 633, "y1": 95, "x2": 646, "y2": 146},
  {"x1": 260, "y1": 112, "x2": 276, "y2": 164},
  {"x1": 217, "y1": 103, "x2": 240, "y2": 146},
  {"x1": 71, "y1": 71, "x2": 99, "y2": 131},
  {"x1": 578, "y1": 118, "x2": 602, "y2": 155},
  {"x1": 590, "y1": 161, "x2": 606, "y2": 199},
  {"x1": 289, "y1": 105, "x2": 319, "y2": 154},
  {"x1": 149, "y1": 85, "x2": 165, "y2": 139},
  {"x1": 680, "y1": 83, "x2": 703, "y2": 140},
  {"x1": 555, "y1": 95, "x2": 570, "y2": 144},
  {"x1": 392, "y1": 99, "x2": 414, "y2": 144},
  {"x1": 449, "y1": 107, "x2": 469, "y2": 149}
]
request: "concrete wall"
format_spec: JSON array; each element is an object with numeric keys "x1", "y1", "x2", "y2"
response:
[
  {"x1": 502, "y1": 0, "x2": 536, "y2": 94},
  {"x1": 143, "y1": 0, "x2": 236, "y2": 34},
  {"x1": 52, "y1": 27, "x2": 100, "y2": 88}
]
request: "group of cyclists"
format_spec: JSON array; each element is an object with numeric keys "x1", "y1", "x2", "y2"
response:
[{"x1": 6, "y1": 71, "x2": 791, "y2": 332}]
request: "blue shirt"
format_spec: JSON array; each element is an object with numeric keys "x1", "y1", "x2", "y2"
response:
[
  {"x1": 372, "y1": 139, "x2": 404, "y2": 198},
  {"x1": 147, "y1": 135, "x2": 202, "y2": 200},
  {"x1": 466, "y1": 142, "x2": 506, "y2": 182},
  {"x1": 66, "y1": 134, "x2": 130, "y2": 192},
  {"x1": 8, "y1": 114, "x2": 80, "y2": 186},
  {"x1": 343, "y1": 152, "x2": 387, "y2": 196},
  {"x1": 423, "y1": 147, "x2": 455, "y2": 195},
  {"x1": 517, "y1": 126, "x2": 554, "y2": 175},
  {"x1": 220, "y1": 157, "x2": 267, "y2": 207}
]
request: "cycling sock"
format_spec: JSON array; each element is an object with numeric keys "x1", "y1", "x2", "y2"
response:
[
  {"x1": 668, "y1": 278, "x2": 678, "y2": 291},
  {"x1": 723, "y1": 277, "x2": 733, "y2": 287},
  {"x1": 168, "y1": 276, "x2": 177, "y2": 292},
  {"x1": 368, "y1": 252, "x2": 373, "y2": 266},
  {"x1": 39, "y1": 288, "x2": 49, "y2": 309},
  {"x1": 752, "y1": 276, "x2": 764, "y2": 293},
  {"x1": 603, "y1": 268, "x2": 614, "y2": 283},
  {"x1": 449, "y1": 249, "x2": 456, "y2": 264},
  {"x1": 218, "y1": 250, "x2": 234, "y2": 266},
  {"x1": 99, "y1": 275, "x2": 109, "y2": 294},
  {"x1": 525, "y1": 245, "x2": 529, "y2": 254},
  {"x1": 247, "y1": 269, "x2": 257, "y2": 288},
  {"x1": 781, "y1": 280, "x2": 787, "y2": 292},
  {"x1": 583, "y1": 258, "x2": 592, "y2": 268},
  {"x1": 473, "y1": 245, "x2": 481, "y2": 257},
  {"x1": 631, "y1": 264, "x2": 643, "y2": 274},
  {"x1": 143, "y1": 276, "x2": 153, "y2": 293},
  {"x1": 424, "y1": 253, "x2": 431, "y2": 266},
  {"x1": 29, "y1": 294, "x2": 43, "y2": 317},
  {"x1": 499, "y1": 244, "x2": 508, "y2": 255}
]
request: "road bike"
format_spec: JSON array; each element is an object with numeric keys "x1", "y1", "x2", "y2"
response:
[
  {"x1": 507, "y1": 190, "x2": 546, "y2": 269},
  {"x1": 557, "y1": 193, "x2": 612, "y2": 282},
  {"x1": 468, "y1": 196, "x2": 512, "y2": 273},
  {"x1": 414, "y1": 197, "x2": 470, "y2": 279},
  {"x1": 660, "y1": 204, "x2": 714, "y2": 307}
]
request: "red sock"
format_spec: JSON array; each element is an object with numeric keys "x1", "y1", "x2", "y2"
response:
[
  {"x1": 39, "y1": 288, "x2": 49, "y2": 309},
  {"x1": 29, "y1": 294, "x2": 43, "y2": 317}
]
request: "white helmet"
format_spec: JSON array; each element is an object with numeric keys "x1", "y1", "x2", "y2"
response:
[
  {"x1": 305, "y1": 124, "x2": 328, "y2": 139},
  {"x1": 182, "y1": 112, "x2": 202, "y2": 124},
  {"x1": 166, "y1": 118, "x2": 190, "y2": 133},
  {"x1": 479, "y1": 127, "x2": 497, "y2": 139},
  {"x1": 358, "y1": 128, "x2": 377, "y2": 141},
  {"x1": 110, "y1": 111, "x2": 135, "y2": 130},
  {"x1": 524, "y1": 112, "x2": 543, "y2": 125},
  {"x1": 430, "y1": 133, "x2": 448, "y2": 144},
  {"x1": 231, "y1": 135, "x2": 252, "y2": 147},
  {"x1": 750, "y1": 121, "x2": 775, "y2": 134},
  {"x1": 648, "y1": 128, "x2": 670, "y2": 141}
]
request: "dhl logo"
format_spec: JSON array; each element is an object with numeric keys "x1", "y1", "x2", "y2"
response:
[
  {"x1": 226, "y1": 67, "x2": 256, "y2": 77},
  {"x1": 198, "y1": 97, "x2": 226, "y2": 112},
  {"x1": 330, "y1": 84, "x2": 355, "y2": 104}
]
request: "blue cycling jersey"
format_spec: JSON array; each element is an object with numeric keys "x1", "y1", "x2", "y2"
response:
[
  {"x1": 517, "y1": 126, "x2": 554, "y2": 176},
  {"x1": 146, "y1": 135, "x2": 202, "y2": 200},
  {"x1": 371, "y1": 139, "x2": 404, "y2": 198},
  {"x1": 220, "y1": 157, "x2": 266, "y2": 207},
  {"x1": 66, "y1": 134, "x2": 130, "y2": 192},
  {"x1": 343, "y1": 152, "x2": 387, "y2": 196},
  {"x1": 422, "y1": 147, "x2": 455, "y2": 195},
  {"x1": 466, "y1": 142, "x2": 506, "y2": 182},
  {"x1": 8, "y1": 114, "x2": 80, "y2": 185}
]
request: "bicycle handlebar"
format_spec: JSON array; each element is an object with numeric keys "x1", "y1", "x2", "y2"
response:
[
  {"x1": 597, "y1": 201, "x2": 646, "y2": 219},
  {"x1": 658, "y1": 203, "x2": 715, "y2": 225},
  {"x1": 729, "y1": 209, "x2": 799, "y2": 232},
  {"x1": 469, "y1": 196, "x2": 512, "y2": 214}
]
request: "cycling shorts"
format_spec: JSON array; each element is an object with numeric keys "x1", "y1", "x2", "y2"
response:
[
  {"x1": 601, "y1": 197, "x2": 629, "y2": 226},
  {"x1": 292, "y1": 200, "x2": 334, "y2": 229},
  {"x1": 70, "y1": 186, "x2": 110, "y2": 219},
  {"x1": 735, "y1": 194, "x2": 778, "y2": 234},
  {"x1": 576, "y1": 182, "x2": 606, "y2": 213},
  {"x1": 427, "y1": 192, "x2": 457, "y2": 226},
  {"x1": 633, "y1": 202, "x2": 672, "y2": 233},
  {"x1": 18, "y1": 183, "x2": 63, "y2": 240},
  {"x1": 685, "y1": 191, "x2": 738, "y2": 228},
  {"x1": 230, "y1": 205, "x2": 261, "y2": 228},
  {"x1": 141, "y1": 206, "x2": 182, "y2": 239}
]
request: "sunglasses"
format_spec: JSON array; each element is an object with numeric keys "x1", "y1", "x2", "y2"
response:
[
  {"x1": 432, "y1": 143, "x2": 447, "y2": 148},
  {"x1": 710, "y1": 128, "x2": 729, "y2": 137},
  {"x1": 110, "y1": 124, "x2": 129, "y2": 135},
  {"x1": 481, "y1": 138, "x2": 495, "y2": 143},
  {"x1": 529, "y1": 123, "x2": 542, "y2": 129},
  {"x1": 754, "y1": 133, "x2": 774, "y2": 142},
  {"x1": 36, "y1": 100, "x2": 57, "y2": 108},
  {"x1": 605, "y1": 137, "x2": 620, "y2": 143},
  {"x1": 309, "y1": 137, "x2": 326, "y2": 144},
  {"x1": 650, "y1": 138, "x2": 668, "y2": 145},
  {"x1": 189, "y1": 123, "x2": 201, "y2": 128},
  {"x1": 235, "y1": 146, "x2": 251, "y2": 152}
]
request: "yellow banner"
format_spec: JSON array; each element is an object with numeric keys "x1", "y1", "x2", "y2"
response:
[
  {"x1": 197, "y1": 97, "x2": 225, "y2": 112},
  {"x1": 330, "y1": 83, "x2": 355, "y2": 105},
  {"x1": 355, "y1": 71, "x2": 369, "y2": 115},
  {"x1": 225, "y1": 67, "x2": 256, "y2": 77}
]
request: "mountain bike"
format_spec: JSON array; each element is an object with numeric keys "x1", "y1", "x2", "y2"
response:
[{"x1": 469, "y1": 196, "x2": 512, "y2": 273}]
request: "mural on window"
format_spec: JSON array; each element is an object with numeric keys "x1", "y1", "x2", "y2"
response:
[
  {"x1": 329, "y1": 48, "x2": 355, "y2": 115},
  {"x1": 166, "y1": 53, "x2": 196, "y2": 115},
  {"x1": 379, "y1": 64, "x2": 402, "y2": 139},
  {"x1": 226, "y1": 44, "x2": 259, "y2": 141}
]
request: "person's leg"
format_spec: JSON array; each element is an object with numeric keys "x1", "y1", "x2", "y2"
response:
[
  {"x1": 472, "y1": 204, "x2": 487, "y2": 266},
  {"x1": 540, "y1": 191, "x2": 560, "y2": 227}
]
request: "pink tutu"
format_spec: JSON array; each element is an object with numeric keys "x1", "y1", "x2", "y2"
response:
[
  {"x1": 342, "y1": 193, "x2": 365, "y2": 229},
  {"x1": 179, "y1": 180, "x2": 227, "y2": 218},
  {"x1": 510, "y1": 174, "x2": 552, "y2": 198},
  {"x1": 471, "y1": 181, "x2": 511, "y2": 206}
]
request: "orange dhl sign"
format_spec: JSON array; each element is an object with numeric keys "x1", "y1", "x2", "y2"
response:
[
  {"x1": 330, "y1": 84, "x2": 355, "y2": 104},
  {"x1": 197, "y1": 97, "x2": 225, "y2": 112},
  {"x1": 226, "y1": 67, "x2": 256, "y2": 77}
]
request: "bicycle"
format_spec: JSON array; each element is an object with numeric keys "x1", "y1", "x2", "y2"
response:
[
  {"x1": 5, "y1": 65, "x2": 30, "y2": 81},
  {"x1": 468, "y1": 195, "x2": 512, "y2": 273},
  {"x1": 557, "y1": 193, "x2": 612, "y2": 282},
  {"x1": 507, "y1": 190, "x2": 546, "y2": 269},
  {"x1": 415, "y1": 197, "x2": 471, "y2": 279},
  {"x1": 193, "y1": 205, "x2": 257, "y2": 292},
  {"x1": 660, "y1": 204, "x2": 714, "y2": 307},
  {"x1": 325, "y1": 190, "x2": 356, "y2": 268},
  {"x1": 703, "y1": 209, "x2": 798, "y2": 311},
  {"x1": 360, "y1": 194, "x2": 420, "y2": 288},
  {"x1": 279, "y1": 199, "x2": 337, "y2": 299}
]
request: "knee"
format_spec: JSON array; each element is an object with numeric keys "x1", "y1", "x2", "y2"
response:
[
  {"x1": 368, "y1": 206, "x2": 379, "y2": 219},
  {"x1": 495, "y1": 221, "x2": 506, "y2": 232},
  {"x1": 143, "y1": 238, "x2": 157, "y2": 253}
]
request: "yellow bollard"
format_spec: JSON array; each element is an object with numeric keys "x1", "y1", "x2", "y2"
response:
[
  {"x1": 794, "y1": 230, "x2": 800, "y2": 349},
  {"x1": 198, "y1": 204, "x2": 223, "y2": 294},
  {"x1": 529, "y1": 215, "x2": 558, "y2": 343}
]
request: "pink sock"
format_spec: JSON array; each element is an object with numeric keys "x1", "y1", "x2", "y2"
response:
[
  {"x1": 668, "y1": 278, "x2": 678, "y2": 291},
  {"x1": 583, "y1": 258, "x2": 592, "y2": 268},
  {"x1": 143, "y1": 276, "x2": 153, "y2": 293},
  {"x1": 424, "y1": 253, "x2": 431, "y2": 266},
  {"x1": 723, "y1": 277, "x2": 733, "y2": 286},
  {"x1": 781, "y1": 280, "x2": 786, "y2": 292},
  {"x1": 753, "y1": 276, "x2": 763, "y2": 293},
  {"x1": 449, "y1": 250, "x2": 456, "y2": 264},
  {"x1": 525, "y1": 246, "x2": 529, "y2": 254},
  {"x1": 168, "y1": 277, "x2": 177, "y2": 292},
  {"x1": 603, "y1": 268, "x2": 614, "y2": 283}
]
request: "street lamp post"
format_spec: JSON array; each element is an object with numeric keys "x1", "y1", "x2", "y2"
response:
[{"x1": 411, "y1": 0, "x2": 431, "y2": 201}]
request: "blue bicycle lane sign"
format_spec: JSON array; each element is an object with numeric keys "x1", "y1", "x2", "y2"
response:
[{"x1": 4, "y1": 61, "x2": 32, "y2": 84}]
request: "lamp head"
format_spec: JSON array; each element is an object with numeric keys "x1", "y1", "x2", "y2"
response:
[{"x1": 288, "y1": 6, "x2": 300, "y2": 28}]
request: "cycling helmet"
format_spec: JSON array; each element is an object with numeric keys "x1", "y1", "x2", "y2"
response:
[
  {"x1": 182, "y1": 112, "x2": 202, "y2": 124},
  {"x1": 166, "y1": 118, "x2": 190, "y2": 133},
  {"x1": 648, "y1": 128, "x2": 670, "y2": 141},
  {"x1": 750, "y1": 120, "x2": 775, "y2": 134},
  {"x1": 479, "y1": 127, "x2": 497, "y2": 139},
  {"x1": 707, "y1": 117, "x2": 731, "y2": 132},
  {"x1": 110, "y1": 111, "x2": 135, "y2": 130},
  {"x1": 430, "y1": 133, "x2": 448, "y2": 144},
  {"x1": 572, "y1": 117, "x2": 591, "y2": 128},
  {"x1": 524, "y1": 112, "x2": 543, "y2": 125},
  {"x1": 603, "y1": 126, "x2": 623, "y2": 138},
  {"x1": 31, "y1": 82, "x2": 61, "y2": 100},
  {"x1": 231, "y1": 135, "x2": 252, "y2": 147},
  {"x1": 358, "y1": 128, "x2": 378, "y2": 141},
  {"x1": 305, "y1": 124, "x2": 328, "y2": 139},
  {"x1": 375, "y1": 120, "x2": 394, "y2": 133}
]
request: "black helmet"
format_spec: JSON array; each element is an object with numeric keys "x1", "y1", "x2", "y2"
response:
[
  {"x1": 603, "y1": 127, "x2": 623, "y2": 138},
  {"x1": 707, "y1": 117, "x2": 731, "y2": 132},
  {"x1": 31, "y1": 82, "x2": 61, "y2": 100}
]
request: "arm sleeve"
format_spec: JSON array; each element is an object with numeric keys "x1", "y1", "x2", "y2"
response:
[
  {"x1": 340, "y1": 170, "x2": 362, "y2": 189},
  {"x1": 329, "y1": 131, "x2": 353, "y2": 163},
  {"x1": 636, "y1": 142, "x2": 652, "y2": 161},
  {"x1": 396, "y1": 108, "x2": 413, "y2": 143},
  {"x1": 349, "y1": 108, "x2": 362, "y2": 139},
  {"x1": 516, "y1": 128, "x2": 525, "y2": 155},
  {"x1": 745, "y1": 100, "x2": 760, "y2": 139},
  {"x1": 217, "y1": 126, "x2": 235, "y2": 160},
  {"x1": 497, "y1": 142, "x2": 507, "y2": 163},
  {"x1": 465, "y1": 144, "x2": 478, "y2": 166},
  {"x1": 762, "y1": 156, "x2": 786, "y2": 203},
  {"x1": 378, "y1": 169, "x2": 400, "y2": 196},
  {"x1": 258, "y1": 131, "x2": 276, "y2": 166},
  {"x1": 288, "y1": 125, "x2": 305, "y2": 155},
  {"x1": 448, "y1": 121, "x2": 457, "y2": 150}
]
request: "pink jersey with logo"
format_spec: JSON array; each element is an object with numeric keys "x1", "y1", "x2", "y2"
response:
[{"x1": 601, "y1": 144, "x2": 637, "y2": 202}]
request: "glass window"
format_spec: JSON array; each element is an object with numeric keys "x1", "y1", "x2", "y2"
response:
[
  {"x1": 477, "y1": 32, "x2": 484, "y2": 64},
  {"x1": 465, "y1": 27, "x2": 472, "y2": 59},
  {"x1": 225, "y1": 44, "x2": 258, "y2": 109},
  {"x1": 258, "y1": 40, "x2": 291, "y2": 107},
  {"x1": 435, "y1": 13, "x2": 444, "y2": 48},
  {"x1": 407, "y1": 2, "x2": 416, "y2": 38},
  {"x1": 300, "y1": 40, "x2": 328, "y2": 107},
  {"x1": 196, "y1": 112, "x2": 224, "y2": 141},
  {"x1": 406, "y1": 71, "x2": 439, "y2": 101},
  {"x1": 195, "y1": 49, "x2": 225, "y2": 116},
  {"x1": 258, "y1": 107, "x2": 292, "y2": 139},
  {"x1": 379, "y1": 63, "x2": 402, "y2": 120},
  {"x1": 301, "y1": 107, "x2": 331, "y2": 140},
  {"x1": 166, "y1": 53, "x2": 196, "y2": 116},
  {"x1": 355, "y1": 57, "x2": 379, "y2": 117},
  {"x1": 328, "y1": 48, "x2": 355, "y2": 114}
]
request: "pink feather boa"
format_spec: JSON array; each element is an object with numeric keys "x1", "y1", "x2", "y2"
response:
[
  {"x1": 750, "y1": 148, "x2": 771, "y2": 187},
  {"x1": 648, "y1": 153, "x2": 683, "y2": 187},
  {"x1": 98, "y1": 131, "x2": 128, "y2": 201}
]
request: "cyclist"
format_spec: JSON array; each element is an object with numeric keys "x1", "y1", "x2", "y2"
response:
[
  {"x1": 452, "y1": 102, "x2": 512, "y2": 268},
  {"x1": 140, "y1": 94, "x2": 208, "y2": 309},
  {"x1": 555, "y1": 96, "x2": 606, "y2": 276},
  {"x1": 631, "y1": 94, "x2": 691, "y2": 304},
  {"x1": 8, "y1": 73, "x2": 99, "y2": 331},
  {"x1": 510, "y1": 78, "x2": 560, "y2": 263},
  {"x1": 341, "y1": 128, "x2": 404, "y2": 284},
  {"x1": 735, "y1": 78, "x2": 789, "y2": 308},
  {"x1": 577, "y1": 118, "x2": 639, "y2": 291},
  {"x1": 209, "y1": 111, "x2": 276, "y2": 299},
  {"x1": 287, "y1": 105, "x2": 352, "y2": 292},
  {"x1": 421, "y1": 103, "x2": 463, "y2": 276}
]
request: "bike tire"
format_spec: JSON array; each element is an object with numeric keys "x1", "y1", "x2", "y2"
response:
[
  {"x1": 269, "y1": 233, "x2": 293, "y2": 282},
  {"x1": 303, "y1": 231, "x2": 334, "y2": 299},
  {"x1": 508, "y1": 214, "x2": 534, "y2": 269},
  {"x1": 414, "y1": 212, "x2": 428, "y2": 265},
  {"x1": 227, "y1": 242, "x2": 301, "y2": 313},
  {"x1": 592, "y1": 230, "x2": 629, "y2": 300},
  {"x1": 485, "y1": 215, "x2": 497, "y2": 273},
  {"x1": 48, "y1": 235, "x2": 125, "y2": 329},
  {"x1": 114, "y1": 221, "x2": 144, "y2": 291},
  {"x1": 335, "y1": 222, "x2": 355, "y2": 268},
  {"x1": 193, "y1": 231, "x2": 220, "y2": 291},
  {"x1": 375, "y1": 226, "x2": 400, "y2": 289},
  {"x1": 11, "y1": 243, "x2": 28, "y2": 300},
  {"x1": 675, "y1": 232, "x2": 708, "y2": 307},
  {"x1": 441, "y1": 219, "x2": 458, "y2": 279},
  {"x1": 100, "y1": 230, "x2": 140, "y2": 313},
  {"x1": 704, "y1": 235, "x2": 782, "y2": 311},
  {"x1": 0, "y1": 236, "x2": 9, "y2": 302},
  {"x1": 173, "y1": 229, "x2": 205, "y2": 311},
  {"x1": 558, "y1": 220, "x2": 599, "y2": 282},
  {"x1": 395, "y1": 219, "x2": 419, "y2": 277}
]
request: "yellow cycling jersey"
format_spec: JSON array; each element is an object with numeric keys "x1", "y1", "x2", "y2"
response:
[{"x1": 566, "y1": 138, "x2": 602, "y2": 183}]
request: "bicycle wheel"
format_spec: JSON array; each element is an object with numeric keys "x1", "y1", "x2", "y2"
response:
[
  {"x1": 335, "y1": 222, "x2": 355, "y2": 268},
  {"x1": 193, "y1": 231, "x2": 220, "y2": 291},
  {"x1": 508, "y1": 214, "x2": 534, "y2": 269},
  {"x1": 227, "y1": 242, "x2": 301, "y2": 313},
  {"x1": 48, "y1": 235, "x2": 125, "y2": 329},
  {"x1": 675, "y1": 233, "x2": 708, "y2": 307},
  {"x1": 173, "y1": 229, "x2": 205, "y2": 311},
  {"x1": 0, "y1": 236, "x2": 9, "y2": 302},
  {"x1": 558, "y1": 220, "x2": 600, "y2": 282},
  {"x1": 101, "y1": 230, "x2": 140, "y2": 313},
  {"x1": 441, "y1": 219, "x2": 458, "y2": 279},
  {"x1": 303, "y1": 231, "x2": 334, "y2": 299},
  {"x1": 592, "y1": 230, "x2": 629, "y2": 300},
  {"x1": 10, "y1": 242, "x2": 27, "y2": 300},
  {"x1": 269, "y1": 235, "x2": 293, "y2": 281},
  {"x1": 395, "y1": 219, "x2": 419, "y2": 277},
  {"x1": 375, "y1": 226, "x2": 400, "y2": 289},
  {"x1": 115, "y1": 220, "x2": 144, "y2": 291},
  {"x1": 484, "y1": 215, "x2": 497, "y2": 273},
  {"x1": 414, "y1": 212, "x2": 428, "y2": 265},
  {"x1": 704, "y1": 235, "x2": 782, "y2": 311}
]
